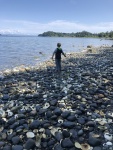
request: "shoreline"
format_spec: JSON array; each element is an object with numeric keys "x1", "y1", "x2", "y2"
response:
[
  {"x1": 0, "y1": 45, "x2": 113, "y2": 149},
  {"x1": 0, "y1": 44, "x2": 111, "y2": 77}
]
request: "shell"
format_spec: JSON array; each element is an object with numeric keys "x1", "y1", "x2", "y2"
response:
[
  {"x1": 43, "y1": 102, "x2": 50, "y2": 109},
  {"x1": 35, "y1": 134, "x2": 41, "y2": 147},
  {"x1": 7, "y1": 129, "x2": 13, "y2": 135},
  {"x1": 26, "y1": 132, "x2": 35, "y2": 138},
  {"x1": 81, "y1": 143, "x2": 90, "y2": 150},
  {"x1": 58, "y1": 119, "x2": 63, "y2": 124},
  {"x1": 51, "y1": 127, "x2": 61, "y2": 136},
  {"x1": 33, "y1": 129, "x2": 39, "y2": 133},
  {"x1": 104, "y1": 133, "x2": 112, "y2": 141},
  {"x1": 0, "y1": 127, "x2": 4, "y2": 132},
  {"x1": 92, "y1": 134, "x2": 100, "y2": 138},
  {"x1": 0, "y1": 108, "x2": 6, "y2": 118},
  {"x1": 38, "y1": 128, "x2": 45, "y2": 133},
  {"x1": 75, "y1": 142, "x2": 81, "y2": 149},
  {"x1": 7, "y1": 111, "x2": 13, "y2": 117},
  {"x1": 106, "y1": 141, "x2": 112, "y2": 146}
]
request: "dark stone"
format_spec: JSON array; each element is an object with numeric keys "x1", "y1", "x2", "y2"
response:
[
  {"x1": 88, "y1": 136, "x2": 102, "y2": 146},
  {"x1": 54, "y1": 143, "x2": 63, "y2": 150},
  {"x1": 3, "y1": 145, "x2": 12, "y2": 150},
  {"x1": 46, "y1": 111, "x2": 53, "y2": 118},
  {"x1": 47, "y1": 138, "x2": 56, "y2": 146},
  {"x1": 51, "y1": 115, "x2": 58, "y2": 120},
  {"x1": 70, "y1": 129, "x2": 78, "y2": 139},
  {"x1": 2, "y1": 94, "x2": 10, "y2": 100},
  {"x1": 61, "y1": 111, "x2": 71, "y2": 119},
  {"x1": 36, "y1": 105, "x2": 41, "y2": 112},
  {"x1": 16, "y1": 126, "x2": 24, "y2": 132},
  {"x1": 49, "y1": 100, "x2": 57, "y2": 106},
  {"x1": 55, "y1": 131, "x2": 63, "y2": 142},
  {"x1": 0, "y1": 141, "x2": 5, "y2": 148},
  {"x1": 53, "y1": 107, "x2": 62, "y2": 116},
  {"x1": 17, "y1": 114, "x2": 25, "y2": 119},
  {"x1": 77, "y1": 117, "x2": 86, "y2": 125},
  {"x1": 67, "y1": 115, "x2": 76, "y2": 121},
  {"x1": 62, "y1": 121, "x2": 75, "y2": 128},
  {"x1": 29, "y1": 120, "x2": 40, "y2": 129},
  {"x1": 7, "y1": 132, "x2": 16, "y2": 141},
  {"x1": 43, "y1": 123, "x2": 51, "y2": 128},
  {"x1": 93, "y1": 146, "x2": 102, "y2": 150},
  {"x1": 38, "y1": 109, "x2": 46, "y2": 115},
  {"x1": 12, "y1": 145, "x2": 23, "y2": 150},
  {"x1": 19, "y1": 119, "x2": 27, "y2": 125},
  {"x1": 10, "y1": 122, "x2": 19, "y2": 129},
  {"x1": 86, "y1": 121, "x2": 96, "y2": 127},
  {"x1": 41, "y1": 142, "x2": 47, "y2": 148},
  {"x1": 7, "y1": 117, "x2": 16, "y2": 125},
  {"x1": 62, "y1": 130, "x2": 70, "y2": 138},
  {"x1": 12, "y1": 136, "x2": 21, "y2": 145},
  {"x1": 24, "y1": 139, "x2": 36, "y2": 149},
  {"x1": 61, "y1": 138, "x2": 74, "y2": 148},
  {"x1": 78, "y1": 129, "x2": 84, "y2": 136}
]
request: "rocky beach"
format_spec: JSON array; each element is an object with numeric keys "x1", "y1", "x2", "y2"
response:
[{"x1": 0, "y1": 45, "x2": 113, "y2": 150}]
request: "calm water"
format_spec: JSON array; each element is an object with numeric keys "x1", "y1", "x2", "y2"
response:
[{"x1": 0, "y1": 36, "x2": 113, "y2": 71}]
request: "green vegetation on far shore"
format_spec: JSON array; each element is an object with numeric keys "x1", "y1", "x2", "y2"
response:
[{"x1": 38, "y1": 31, "x2": 113, "y2": 38}]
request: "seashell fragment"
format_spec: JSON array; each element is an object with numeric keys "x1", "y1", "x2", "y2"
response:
[
  {"x1": 92, "y1": 134, "x2": 100, "y2": 138},
  {"x1": 106, "y1": 141, "x2": 112, "y2": 146},
  {"x1": 75, "y1": 142, "x2": 81, "y2": 149},
  {"x1": 43, "y1": 102, "x2": 50, "y2": 109},
  {"x1": 104, "y1": 132, "x2": 112, "y2": 141},
  {"x1": 58, "y1": 119, "x2": 63, "y2": 124},
  {"x1": 38, "y1": 128, "x2": 45, "y2": 133},
  {"x1": 81, "y1": 143, "x2": 90, "y2": 150},
  {"x1": 7, "y1": 110, "x2": 13, "y2": 117},
  {"x1": 35, "y1": 134, "x2": 41, "y2": 147},
  {"x1": 108, "y1": 112, "x2": 113, "y2": 117},
  {"x1": 26, "y1": 132, "x2": 35, "y2": 138},
  {"x1": 7, "y1": 129, "x2": 13, "y2": 135},
  {"x1": 51, "y1": 127, "x2": 61, "y2": 136},
  {"x1": 0, "y1": 108, "x2": 6, "y2": 117},
  {"x1": 99, "y1": 110, "x2": 105, "y2": 116},
  {"x1": 0, "y1": 127, "x2": 4, "y2": 132}
]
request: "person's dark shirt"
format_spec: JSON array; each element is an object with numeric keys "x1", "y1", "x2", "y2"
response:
[{"x1": 53, "y1": 48, "x2": 65, "y2": 59}]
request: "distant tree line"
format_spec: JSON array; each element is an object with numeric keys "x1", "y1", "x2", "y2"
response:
[{"x1": 38, "y1": 31, "x2": 113, "y2": 38}]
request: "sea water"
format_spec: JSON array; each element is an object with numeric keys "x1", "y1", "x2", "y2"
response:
[{"x1": 0, "y1": 36, "x2": 113, "y2": 71}]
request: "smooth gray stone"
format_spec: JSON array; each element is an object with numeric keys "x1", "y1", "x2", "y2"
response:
[
  {"x1": 12, "y1": 145, "x2": 23, "y2": 150},
  {"x1": 24, "y1": 139, "x2": 36, "y2": 149},
  {"x1": 61, "y1": 138, "x2": 74, "y2": 148},
  {"x1": 54, "y1": 144, "x2": 63, "y2": 150},
  {"x1": 88, "y1": 136, "x2": 101, "y2": 146},
  {"x1": 62, "y1": 121, "x2": 75, "y2": 128},
  {"x1": 3, "y1": 145, "x2": 11, "y2": 150},
  {"x1": 55, "y1": 131, "x2": 63, "y2": 142},
  {"x1": 78, "y1": 129, "x2": 84, "y2": 136},
  {"x1": 11, "y1": 136, "x2": 20, "y2": 145}
]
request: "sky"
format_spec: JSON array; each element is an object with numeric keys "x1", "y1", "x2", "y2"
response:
[{"x1": 0, "y1": 0, "x2": 113, "y2": 35}]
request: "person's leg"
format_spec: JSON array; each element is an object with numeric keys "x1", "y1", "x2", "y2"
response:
[
  {"x1": 57, "y1": 59, "x2": 61, "y2": 72},
  {"x1": 55, "y1": 59, "x2": 59, "y2": 71},
  {"x1": 59, "y1": 59, "x2": 61, "y2": 71},
  {"x1": 55, "y1": 59, "x2": 61, "y2": 72}
]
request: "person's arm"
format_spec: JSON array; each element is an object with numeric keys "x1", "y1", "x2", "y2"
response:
[
  {"x1": 62, "y1": 50, "x2": 66, "y2": 57},
  {"x1": 52, "y1": 49, "x2": 57, "y2": 59}
]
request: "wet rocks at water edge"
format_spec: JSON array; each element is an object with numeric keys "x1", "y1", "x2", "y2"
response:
[{"x1": 0, "y1": 45, "x2": 113, "y2": 149}]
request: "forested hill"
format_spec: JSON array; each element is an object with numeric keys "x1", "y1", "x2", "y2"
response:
[{"x1": 38, "y1": 31, "x2": 113, "y2": 38}]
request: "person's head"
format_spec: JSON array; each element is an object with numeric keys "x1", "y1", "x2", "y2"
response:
[{"x1": 57, "y1": 43, "x2": 61, "y2": 48}]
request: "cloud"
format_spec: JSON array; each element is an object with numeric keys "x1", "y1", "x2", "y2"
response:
[{"x1": 0, "y1": 19, "x2": 113, "y2": 34}]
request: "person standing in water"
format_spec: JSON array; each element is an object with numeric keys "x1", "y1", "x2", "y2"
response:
[{"x1": 52, "y1": 43, "x2": 66, "y2": 72}]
